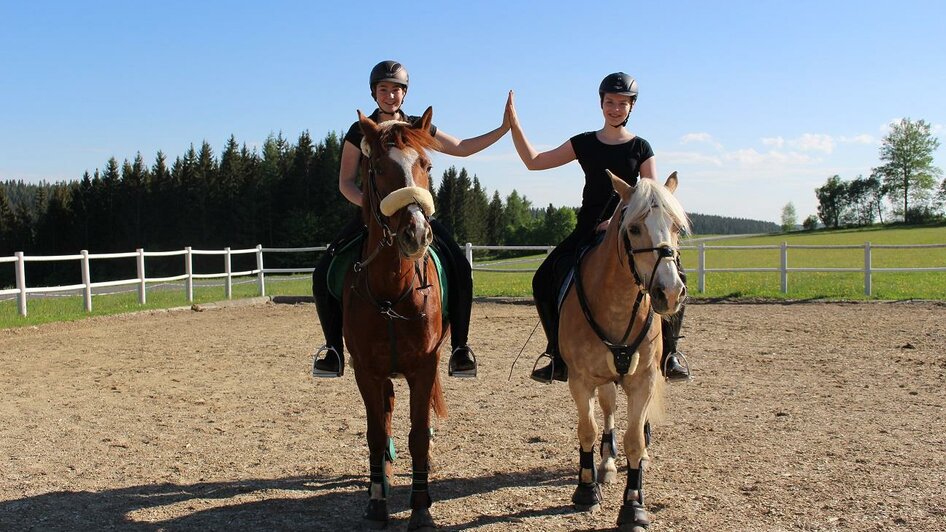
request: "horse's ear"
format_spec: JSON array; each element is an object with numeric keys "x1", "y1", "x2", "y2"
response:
[
  {"x1": 607, "y1": 169, "x2": 632, "y2": 200},
  {"x1": 358, "y1": 110, "x2": 381, "y2": 146},
  {"x1": 664, "y1": 171, "x2": 678, "y2": 193},
  {"x1": 415, "y1": 106, "x2": 434, "y2": 132}
]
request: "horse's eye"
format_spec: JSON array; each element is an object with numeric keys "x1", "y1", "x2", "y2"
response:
[
  {"x1": 629, "y1": 225, "x2": 641, "y2": 235},
  {"x1": 426, "y1": 164, "x2": 433, "y2": 173}
]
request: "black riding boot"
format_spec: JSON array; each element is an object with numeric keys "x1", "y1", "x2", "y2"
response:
[
  {"x1": 660, "y1": 305, "x2": 690, "y2": 382},
  {"x1": 530, "y1": 291, "x2": 567, "y2": 383}
]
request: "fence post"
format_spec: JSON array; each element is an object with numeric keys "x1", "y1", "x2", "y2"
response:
[
  {"x1": 256, "y1": 244, "x2": 266, "y2": 297},
  {"x1": 137, "y1": 248, "x2": 146, "y2": 305},
  {"x1": 81, "y1": 250, "x2": 92, "y2": 312},
  {"x1": 780, "y1": 241, "x2": 788, "y2": 294},
  {"x1": 185, "y1": 246, "x2": 194, "y2": 303},
  {"x1": 864, "y1": 241, "x2": 872, "y2": 297},
  {"x1": 225, "y1": 247, "x2": 232, "y2": 300},
  {"x1": 465, "y1": 242, "x2": 473, "y2": 266},
  {"x1": 697, "y1": 242, "x2": 706, "y2": 293},
  {"x1": 15, "y1": 251, "x2": 27, "y2": 317}
]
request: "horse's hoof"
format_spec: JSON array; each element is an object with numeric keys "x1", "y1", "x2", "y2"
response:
[
  {"x1": 407, "y1": 507, "x2": 436, "y2": 531},
  {"x1": 363, "y1": 499, "x2": 389, "y2": 529},
  {"x1": 616, "y1": 500, "x2": 651, "y2": 531},
  {"x1": 571, "y1": 482, "x2": 602, "y2": 512},
  {"x1": 598, "y1": 467, "x2": 618, "y2": 485}
]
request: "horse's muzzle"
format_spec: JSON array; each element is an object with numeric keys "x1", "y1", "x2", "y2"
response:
[
  {"x1": 397, "y1": 206, "x2": 433, "y2": 260},
  {"x1": 651, "y1": 283, "x2": 686, "y2": 315}
]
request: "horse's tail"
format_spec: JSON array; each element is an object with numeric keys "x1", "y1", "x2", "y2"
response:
[
  {"x1": 430, "y1": 372, "x2": 447, "y2": 419},
  {"x1": 646, "y1": 372, "x2": 667, "y2": 425}
]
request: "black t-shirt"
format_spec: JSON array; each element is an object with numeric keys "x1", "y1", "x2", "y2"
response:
[
  {"x1": 343, "y1": 108, "x2": 439, "y2": 149},
  {"x1": 570, "y1": 131, "x2": 654, "y2": 230}
]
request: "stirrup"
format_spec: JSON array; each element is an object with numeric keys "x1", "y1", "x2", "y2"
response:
[
  {"x1": 662, "y1": 350, "x2": 691, "y2": 382},
  {"x1": 448, "y1": 346, "x2": 477, "y2": 379},
  {"x1": 312, "y1": 345, "x2": 343, "y2": 378},
  {"x1": 530, "y1": 353, "x2": 566, "y2": 384}
]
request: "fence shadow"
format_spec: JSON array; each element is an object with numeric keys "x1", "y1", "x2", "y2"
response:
[{"x1": 0, "y1": 466, "x2": 580, "y2": 531}]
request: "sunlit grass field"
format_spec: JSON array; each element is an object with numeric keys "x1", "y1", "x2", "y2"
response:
[{"x1": 2, "y1": 224, "x2": 943, "y2": 328}]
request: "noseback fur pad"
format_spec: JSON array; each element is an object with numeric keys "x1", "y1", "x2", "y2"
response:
[{"x1": 380, "y1": 187, "x2": 435, "y2": 217}]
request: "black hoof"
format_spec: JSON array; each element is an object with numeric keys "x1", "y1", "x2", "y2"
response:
[
  {"x1": 363, "y1": 499, "x2": 389, "y2": 529},
  {"x1": 407, "y1": 507, "x2": 436, "y2": 531},
  {"x1": 571, "y1": 481, "x2": 602, "y2": 512},
  {"x1": 617, "y1": 500, "x2": 651, "y2": 531}
]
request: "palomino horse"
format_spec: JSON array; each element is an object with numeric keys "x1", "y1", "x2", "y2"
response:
[
  {"x1": 342, "y1": 107, "x2": 448, "y2": 531},
  {"x1": 559, "y1": 171, "x2": 689, "y2": 531}
]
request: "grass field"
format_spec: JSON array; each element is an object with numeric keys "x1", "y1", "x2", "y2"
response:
[{"x1": 2, "y1": 223, "x2": 944, "y2": 328}]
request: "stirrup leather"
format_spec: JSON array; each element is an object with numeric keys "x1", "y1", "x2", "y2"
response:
[
  {"x1": 448, "y1": 346, "x2": 477, "y2": 379},
  {"x1": 312, "y1": 345, "x2": 343, "y2": 378}
]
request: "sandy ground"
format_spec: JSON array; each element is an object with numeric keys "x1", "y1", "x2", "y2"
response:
[{"x1": 1, "y1": 298, "x2": 944, "y2": 531}]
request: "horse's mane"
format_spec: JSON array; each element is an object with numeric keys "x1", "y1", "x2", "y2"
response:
[
  {"x1": 622, "y1": 178, "x2": 691, "y2": 234},
  {"x1": 378, "y1": 119, "x2": 443, "y2": 154}
]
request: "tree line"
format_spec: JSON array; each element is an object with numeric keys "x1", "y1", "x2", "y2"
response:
[
  {"x1": 813, "y1": 118, "x2": 944, "y2": 229},
  {"x1": 1, "y1": 130, "x2": 781, "y2": 287}
]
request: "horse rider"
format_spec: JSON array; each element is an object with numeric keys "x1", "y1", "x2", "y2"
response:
[
  {"x1": 505, "y1": 72, "x2": 691, "y2": 384},
  {"x1": 311, "y1": 60, "x2": 511, "y2": 379}
]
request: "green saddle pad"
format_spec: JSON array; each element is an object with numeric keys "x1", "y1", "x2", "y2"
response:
[{"x1": 327, "y1": 233, "x2": 448, "y2": 317}]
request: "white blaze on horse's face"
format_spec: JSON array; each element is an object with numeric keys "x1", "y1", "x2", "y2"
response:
[
  {"x1": 642, "y1": 208, "x2": 685, "y2": 315},
  {"x1": 386, "y1": 144, "x2": 433, "y2": 259},
  {"x1": 387, "y1": 146, "x2": 420, "y2": 189}
]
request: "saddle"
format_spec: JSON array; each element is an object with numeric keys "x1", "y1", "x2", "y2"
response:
[
  {"x1": 555, "y1": 232, "x2": 607, "y2": 310},
  {"x1": 326, "y1": 232, "x2": 448, "y2": 317}
]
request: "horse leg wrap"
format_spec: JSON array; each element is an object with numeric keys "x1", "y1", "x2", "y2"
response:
[
  {"x1": 572, "y1": 448, "x2": 602, "y2": 510},
  {"x1": 579, "y1": 448, "x2": 597, "y2": 480},
  {"x1": 600, "y1": 432, "x2": 617, "y2": 458},
  {"x1": 386, "y1": 437, "x2": 397, "y2": 462},
  {"x1": 369, "y1": 460, "x2": 389, "y2": 498},
  {"x1": 624, "y1": 461, "x2": 644, "y2": 505},
  {"x1": 411, "y1": 468, "x2": 432, "y2": 509}
]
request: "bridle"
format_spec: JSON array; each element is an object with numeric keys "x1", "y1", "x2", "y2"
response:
[
  {"x1": 573, "y1": 205, "x2": 680, "y2": 375},
  {"x1": 354, "y1": 142, "x2": 430, "y2": 272},
  {"x1": 350, "y1": 138, "x2": 437, "y2": 375}
]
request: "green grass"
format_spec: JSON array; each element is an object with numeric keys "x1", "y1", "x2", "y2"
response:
[{"x1": 2, "y1": 224, "x2": 944, "y2": 328}]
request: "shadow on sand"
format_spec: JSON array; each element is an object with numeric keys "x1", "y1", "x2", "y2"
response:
[{"x1": 0, "y1": 466, "x2": 600, "y2": 531}]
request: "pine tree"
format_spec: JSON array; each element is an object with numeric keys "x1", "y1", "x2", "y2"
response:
[{"x1": 485, "y1": 191, "x2": 505, "y2": 245}]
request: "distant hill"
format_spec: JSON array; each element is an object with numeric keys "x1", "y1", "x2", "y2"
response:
[{"x1": 687, "y1": 212, "x2": 780, "y2": 235}]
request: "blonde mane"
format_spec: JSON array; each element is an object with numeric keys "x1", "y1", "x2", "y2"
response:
[{"x1": 621, "y1": 178, "x2": 691, "y2": 235}]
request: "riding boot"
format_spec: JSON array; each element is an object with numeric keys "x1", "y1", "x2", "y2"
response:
[
  {"x1": 529, "y1": 303, "x2": 567, "y2": 383},
  {"x1": 312, "y1": 246, "x2": 347, "y2": 379},
  {"x1": 660, "y1": 306, "x2": 690, "y2": 382},
  {"x1": 448, "y1": 345, "x2": 477, "y2": 378}
]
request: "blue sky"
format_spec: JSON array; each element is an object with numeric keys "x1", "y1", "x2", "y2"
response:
[{"x1": 2, "y1": 1, "x2": 944, "y2": 224}]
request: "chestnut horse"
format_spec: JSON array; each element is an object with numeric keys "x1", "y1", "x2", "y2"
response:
[
  {"x1": 559, "y1": 172, "x2": 689, "y2": 531},
  {"x1": 342, "y1": 108, "x2": 448, "y2": 531}
]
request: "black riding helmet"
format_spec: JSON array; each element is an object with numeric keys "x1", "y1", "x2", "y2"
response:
[
  {"x1": 369, "y1": 60, "x2": 409, "y2": 96},
  {"x1": 599, "y1": 72, "x2": 638, "y2": 127}
]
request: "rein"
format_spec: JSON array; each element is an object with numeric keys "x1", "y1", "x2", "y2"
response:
[{"x1": 573, "y1": 207, "x2": 678, "y2": 375}]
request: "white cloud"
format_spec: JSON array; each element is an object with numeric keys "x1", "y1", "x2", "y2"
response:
[
  {"x1": 792, "y1": 133, "x2": 835, "y2": 154},
  {"x1": 761, "y1": 136, "x2": 785, "y2": 148},
  {"x1": 680, "y1": 132, "x2": 723, "y2": 150},
  {"x1": 839, "y1": 134, "x2": 875, "y2": 144}
]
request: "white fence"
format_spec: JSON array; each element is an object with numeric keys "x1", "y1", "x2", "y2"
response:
[
  {"x1": 463, "y1": 241, "x2": 946, "y2": 297},
  {"x1": 0, "y1": 245, "x2": 325, "y2": 317},
  {"x1": 3, "y1": 241, "x2": 945, "y2": 317}
]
